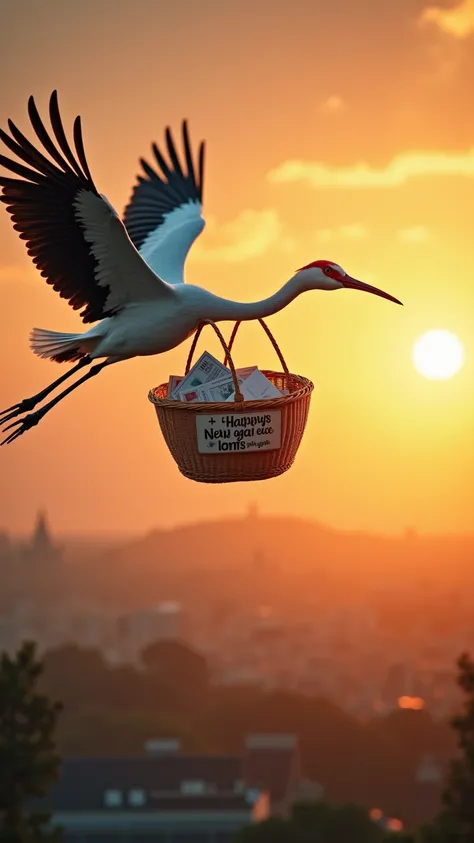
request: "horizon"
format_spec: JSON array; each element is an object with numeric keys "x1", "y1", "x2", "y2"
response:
[{"x1": 5, "y1": 505, "x2": 474, "y2": 541}]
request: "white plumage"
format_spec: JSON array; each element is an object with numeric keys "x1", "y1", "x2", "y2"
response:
[
  {"x1": 139, "y1": 199, "x2": 205, "y2": 285},
  {"x1": 0, "y1": 91, "x2": 402, "y2": 445}
]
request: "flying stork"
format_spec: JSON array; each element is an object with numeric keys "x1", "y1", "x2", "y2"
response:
[{"x1": 0, "y1": 91, "x2": 402, "y2": 445}]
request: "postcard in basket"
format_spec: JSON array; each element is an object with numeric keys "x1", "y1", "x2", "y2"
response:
[
  {"x1": 226, "y1": 369, "x2": 283, "y2": 401},
  {"x1": 235, "y1": 365, "x2": 258, "y2": 380},
  {"x1": 170, "y1": 351, "x2": 229, "y2": 399},
  {"x1": 179, "y1": 374, "x2": 244, "y2": 403},
  {"x1": 167, "y1": 375, "x2": 183, "y2": 396}
]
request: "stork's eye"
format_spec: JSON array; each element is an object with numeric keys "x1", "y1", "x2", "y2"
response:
[{"x1": 324, "y1": 267, "x2": 332, "y2": 275}]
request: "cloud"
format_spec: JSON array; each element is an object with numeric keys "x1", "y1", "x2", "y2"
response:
[
  {"x1": 338, "y1": 223, "x2": 368, "y2": 239},
  {"x1": 316, "y1": 224, "x2": 369, "y2": 243},
  {"x1": 420, "y1": 0, "x2": 474, "y2": 37},
  {"x1": 397, "y1": 226, "x2": 431, "y2": 244},
  {"x1": 267, "y1": 147, "x2": 474, "y2": 189},
  {"x1": 320, "y1": 95, "x2": 345, "y2": 114},
  {"x1": 0, "y1": 265, "x2": 37, "y2": 284},
  {"x1": 191, "y1": 209, "x2": 293, "y2": 263}
]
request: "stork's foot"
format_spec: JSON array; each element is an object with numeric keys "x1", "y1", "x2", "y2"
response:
[
  {"x1": 1, "y1": 410, "x2": 41, "y2": 445},
  {"x1": 0, "y1": 397, "x2": 38, "y2": 426}
]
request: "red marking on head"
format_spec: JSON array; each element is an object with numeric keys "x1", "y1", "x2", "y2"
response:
[{"x1": 296, "y1": 260, "x2": 344, "y2": 280}]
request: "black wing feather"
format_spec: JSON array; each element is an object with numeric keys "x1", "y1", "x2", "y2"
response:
[
  {"x1": 0, "y1": 153, "x2": 48, "y2": 184},
  {"x1": 123, "y1": 119, "x2": 205, "y2": 251},
  {"x1": 73, "y1": 116, "x2": 94, "y2": 183},
  {"x1": 198, "y1": 141, "x2": 205, "y2": 195},
  {"x1": 0, "y1": 91, "x2": 116, "y2": 324},
  {"x1": 2, "y1": 122, "x2": 61, "y2": 180},
  {"x1": 27, "y1": 95, "x2": 77, "y2": 176},
  {"x1": 165, "y1": 127, "x2": 185, "y2": 180},
  {"x1": 152, "y1": 141, "x2": 174, "y2": 182},
  {"x1": 182, "y1": 121, "x2": 197, "y2": 188},
  {"x1": 48, "y1": 90, "x2": 85, "y2": 179}
]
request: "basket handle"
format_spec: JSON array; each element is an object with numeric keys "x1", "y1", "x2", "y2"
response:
[
  {"x1": 185, "y1": 320, "x2": 245, "y2": 403},
  {"x1": 224, "y1": 318, "x2": 290, "y2": 375}
]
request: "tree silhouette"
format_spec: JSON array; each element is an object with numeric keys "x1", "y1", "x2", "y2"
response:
[
  {"x1": 292, "y1": 801, "x2": 385, "y2": 843},
  {"x1": 42, "y1": 644, "x2": 109, "y2": 709},
  {"x1": 141, "y1": 638, "x2": 209, "y2": 709},
  {"x1": 439, "y1": 652, "x2": 474, "y2": 840},
  {"x1": 0, "y1": 641, "x2": 63, "y2": 843},
  {"x1": 231, "y1": 816, "x2": 304, "y2": 843},
  {"x1": 232, "y1": 800, "x2": 387, "y2": 843}
]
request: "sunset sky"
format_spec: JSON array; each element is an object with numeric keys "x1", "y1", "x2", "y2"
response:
[{"x1": 0, "y1": 0, "x2": 473, "y2": 535}]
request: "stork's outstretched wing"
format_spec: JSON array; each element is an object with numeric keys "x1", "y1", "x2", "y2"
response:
[
  {"x1": 123, "y1": 121, "x2": 205, "y2": 285},
  {"x1": 0, "y1": 91, "x2": 175, "y2": 324}
]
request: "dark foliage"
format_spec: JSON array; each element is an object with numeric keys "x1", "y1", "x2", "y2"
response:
[
  {"x1": 232, "y1": 800, "x2": 390, "y2": 843},
  {"x1": 440, "y1": 652, "x2": 474, "y2": 841},
  {"x1": 33, "y1": 639, "x2": 456, "y2": 827},
  {"x1": 0, "y1": 641, "x2": 63, "y2": 843}
]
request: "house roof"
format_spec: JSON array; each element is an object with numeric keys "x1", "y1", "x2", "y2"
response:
[
  {"x1": 40, "y1": 756, "x2": 243, "y2": 811},
  {"x1": 243, "y1": 736, "x2": 299, "y2": 803},
  {"x1": 38, "y1": 734, "x2": 299, "y2": 813}
]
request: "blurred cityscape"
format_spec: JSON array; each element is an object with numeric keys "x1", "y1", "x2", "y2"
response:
[{"x1": 1, "y1": 504, "x2": 473, "y2": 720}]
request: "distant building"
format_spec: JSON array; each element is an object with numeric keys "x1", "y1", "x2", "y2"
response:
[
  {"x1": 37, "y1": 734, "x2": 303, "y2": 841},
  {"x1": 382, "y1": 661, "x2": 414, "y2": 709},
  {"x1": 0, "y1": 510, "x2": 63, "y2": 608},
  {"x1": 117, "y1": 602, "x2": 184, "y2": 662},
  {"x1": 413, "y1": 753, "x2": 449, "y2": 825},
  {"x1": 18, "y1": 509, "x2": 62, "y2": 570},
  {"x1": 22, "y1": 510, "x2": 63, "y2": 602},
  {"x1": 243, "y1": 734, "x2": 304, "y2": 817},
  {"x1": 246, "y1": 501, "x2": 259, "y2": 521}
]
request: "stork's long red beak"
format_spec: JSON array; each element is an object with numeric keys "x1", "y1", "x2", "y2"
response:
[{"x1": 343, "y1": 275, "x2": 403, "y2": 305}]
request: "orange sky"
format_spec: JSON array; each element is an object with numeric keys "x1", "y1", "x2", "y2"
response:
[{"x1": 0, "y1": 0, "x2": 473, "y2": 535}]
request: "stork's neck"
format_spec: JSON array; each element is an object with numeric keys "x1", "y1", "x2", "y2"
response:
[{"x1": 203, "y1": 271, "x2": 314, "y2": 322}]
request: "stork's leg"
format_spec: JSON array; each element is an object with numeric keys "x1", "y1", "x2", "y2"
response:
[
  {"x1": 1, "y1": 359, "x2": 114, "y2": 445},
  {"x1": 0, "y1": 356, "x2": 93, "y2": 425}
]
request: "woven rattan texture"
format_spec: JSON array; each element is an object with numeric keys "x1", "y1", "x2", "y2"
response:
[{"x1": 149, "y1": 370, "x2": 313, "y2": 483}]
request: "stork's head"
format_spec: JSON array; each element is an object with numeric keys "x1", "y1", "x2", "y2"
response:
[{"x1": 296, "y1": 259, "x2": 402, "y2": 305}]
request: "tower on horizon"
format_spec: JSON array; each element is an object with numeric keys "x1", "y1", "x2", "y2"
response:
[
  {"x1": 23, "y1": 509, "x2": 62, "y2": 567},
  {"x1": 247, "y1": 501, "x2": 259, "y2": 520},
  {"x1": 32, "y1": 509, "x2": 53, "y2": 552}
]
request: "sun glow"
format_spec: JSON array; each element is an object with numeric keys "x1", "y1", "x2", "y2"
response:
[
  {"x1": 398, "y1": 695, "x2": 425, "y2": 710},
  {"x1": 413, "y1": 330, "x2": 464, "y2": 380}
]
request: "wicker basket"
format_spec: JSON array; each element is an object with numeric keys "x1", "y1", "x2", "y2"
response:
[{"x1": 148, "y1": 319, "x2": 314, "y2": 484}]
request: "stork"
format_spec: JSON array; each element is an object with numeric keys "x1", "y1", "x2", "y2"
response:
[{"x1": 0, "y1": 91, "x2": 402, "y2": 445}]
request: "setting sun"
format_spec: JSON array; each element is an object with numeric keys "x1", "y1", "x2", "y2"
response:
[{"x1": 413, "y1": 331, "x2": 464, "y2": 380}]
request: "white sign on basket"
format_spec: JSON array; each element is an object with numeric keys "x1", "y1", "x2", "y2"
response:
[{"x1": 196, "y1": 411, "x2": 282, "y2": 455}]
